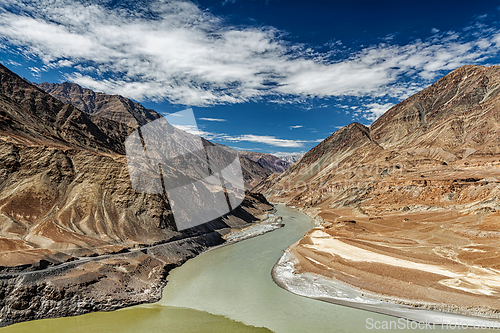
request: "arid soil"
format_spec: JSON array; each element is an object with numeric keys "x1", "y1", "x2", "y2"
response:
[
  {"x1": 289, "y1": 168, "x2": 500, "y2": 317},
  {"x1": 258, "y1": 65, "x2": 500, "y2": 318}
]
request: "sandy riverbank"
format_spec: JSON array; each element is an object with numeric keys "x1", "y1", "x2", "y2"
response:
[
  {"x1": 222, "y1": 211, "x2": 283, "y2": 243},
  {"x1": 272, "y1": 247, "x2": 500, "y2": 328}
]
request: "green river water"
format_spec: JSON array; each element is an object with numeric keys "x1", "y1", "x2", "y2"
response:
[{"x1": 1, "y1": 205, "x2": 491, "y2": 332}]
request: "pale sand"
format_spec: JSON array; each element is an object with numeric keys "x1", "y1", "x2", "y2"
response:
[
  {"x1": 272, "y1": 250, "x2": 500, "y2": 328},
  {"x1": 306, "y1": 229, "x2": 500, "y2": 296}
]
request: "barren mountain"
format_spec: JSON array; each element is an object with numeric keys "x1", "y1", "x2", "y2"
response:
[
  {"x1": 0, "y1": 67, "x2": 131, "y2": 155},
  {"x1": 0, "y1": 64, "x2": 274, "y2": 326},
  {"x1": 36, "y1": 82, "x2": 161, "y2": 129},
  {"x1": 36, "y1": 82, "x2": 269, "y2": 190},
  {"x1": 239, "y1": 151, "x2": 291, "y2": 173},
  {"x1": 238, "y1": 153, "x2": 273, "y2": 188},
  {"x1": 260, "y1": 65, "x2": 500, "y2": 319}
]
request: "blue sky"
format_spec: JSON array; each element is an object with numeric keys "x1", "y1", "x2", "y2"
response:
[{"x1": 1, "y1": 0, "x2": 500, "y2": 155}]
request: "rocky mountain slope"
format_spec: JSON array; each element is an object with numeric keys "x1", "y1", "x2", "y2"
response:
[
  {"x1": 36, "y1": 82, "x2": 269, "y2": 190},
  {"x1": 35, "y1": 82, "x2": 161, "y2": 129},
  {"x1": 259, "y1": 65, "x2": 500, "y2": 318},
  {"x1": 0, "y1": 64, "x2": 274, "y2": 326},
  {"x1": 0, "y1": 68, "x2": 131, "y2": 155}
]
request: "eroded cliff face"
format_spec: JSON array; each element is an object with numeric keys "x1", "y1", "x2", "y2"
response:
[
  {"x1": 259, "y1": 65, "x2": 500, "y2": 317},
  {"x1": 0, "y1": 64, "x2": 274, "y2": 326},
  {"x1": 0, "y1": 192, "x2": 272, "y2": 327}
]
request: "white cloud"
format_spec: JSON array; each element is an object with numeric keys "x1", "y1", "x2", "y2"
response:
[
  {"x1": 5, "y1": 59, "x2": 21, "y2": 66},
  {"x1": 223, "y1": 134, "x2": 310, "y2": 147},
  {"x1": 363, "y1": 102, "x2": 395, "y2": 121},
  {"x1": 289, "y1": 125, "x2": 303, "y2": 129},
  {"x1": 199, "y1": 117, "x2": 227, "y2": 122},
  {"x1": 171, "y1": 124, "x2": 219, "y2": 140},
  {"x1": 0, "y1": 0, "x2": 499, "y2": 106},
  {"x1": 272, "y1": 151, "x2": 305, "y2": 157},
  {"x1": 169, "y1": 123, "x2": 317, "y2": 148}
]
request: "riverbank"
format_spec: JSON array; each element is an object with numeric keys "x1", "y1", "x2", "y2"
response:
[
  {"x1": 264, "y1": 166, "x2": 500, "y2": 326},
  {"x1": 272, "y1": 245, "x2": 500, "y2": 328},
  {"x1": 7, "y1": 204, "x2": 500, "y2": 332},
  {"x1": 222, "y1": 211, "x2": 283, "y2": 244}
]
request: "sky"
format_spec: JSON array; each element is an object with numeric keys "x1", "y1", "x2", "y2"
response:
[{"x1": 1, "y1": 0, "x2": 500, "y2": 155}]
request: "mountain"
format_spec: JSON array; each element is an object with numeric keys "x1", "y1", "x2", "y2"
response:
[
  {"x1": 261, "y1": 65, "x2": 500, "y2": 318},
  {"x1": 35, "y1": 82, "x2": 161, "y2": 129},
  {"x1": 0, "y1": 66, "x2": 131, "y2": 155},
  {"x1": 238, "y1": 153, "x2": 273, "y2": 188},
  {"x1": 0, "y1": 64, "x2": 274, "y2": 326},
  {"x1": 36, "y1": 81, "x2": 270, "y2": 190},
  {"x1": 238, "y1": 151, "x2": 291, "y2": 173},
  {"x1": 275, "y1": 153, "x2": 303, "y2": 165},
  {"x1": 370, "y1": 65, "x2": 500, "y2": 154}
]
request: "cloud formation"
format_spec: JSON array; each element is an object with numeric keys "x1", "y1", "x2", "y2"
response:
[
  {"x1": 223, "y1": 134, "x2": 311, "y2": 148},
  {"x1": 0, "y1": 0, "x2": 499, "y2": 107},
  {"x1": 199, "y1": 117, "x2": 227, "y2": 122},
  {"x1": 172, "y1": 122, "x2": 318, "y2": 147},
  {"x1": 363, "y1": 102, "x2": 396, "y2": 121}
]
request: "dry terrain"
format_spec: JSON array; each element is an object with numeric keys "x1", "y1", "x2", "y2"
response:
[
  {"x1": 0, "y1": 64, "x2": 275, "y2": 326},
  {"x1": 259, "y1": 65, "x2": 500, "y2": 318}
]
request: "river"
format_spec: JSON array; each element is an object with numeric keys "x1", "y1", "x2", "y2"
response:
[{"x1": 1, "y1": 204, "x2": 488, "y2": 332}]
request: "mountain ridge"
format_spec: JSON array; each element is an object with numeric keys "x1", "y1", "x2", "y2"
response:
[
  {"x1": 238, "y1": 151, "x2": 291, "y2": 173},
  {"x1": 0, "y1": 64, "x2": 132, "y2": 155},
  {"x1": 36, "y1": 80, "x2": 272, "y2": 190},
  {"x1": 36, "y1": 82, "x2": 162, "y2": 129}
]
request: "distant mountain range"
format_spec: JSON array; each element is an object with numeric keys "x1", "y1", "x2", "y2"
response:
[
  {"x1": 238, "y1": 151, "x2": 291, "y2": 173},
  {"x1": 274, "y1": 153, "x2": 303, "y2": 165}
]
